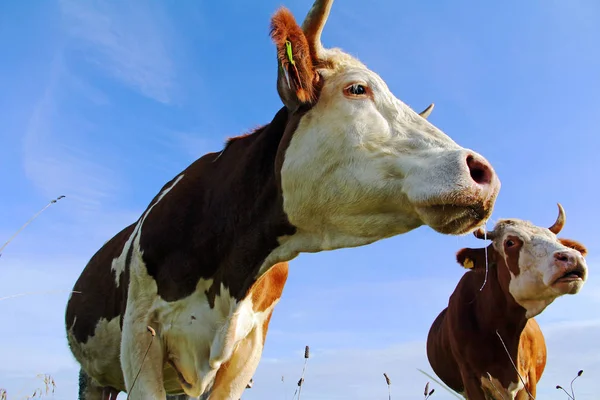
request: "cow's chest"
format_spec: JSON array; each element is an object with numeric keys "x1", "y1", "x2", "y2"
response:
[
  {"x1": 479, "y1": 374, "x2": 524, "y2": 400},
  {"x1": 149, "y1": 283, "x2": 266, "y2": 397}
]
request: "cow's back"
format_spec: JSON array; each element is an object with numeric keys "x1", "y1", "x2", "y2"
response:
[{"x1": 65, "y1": 223, "x2": 136, "y2": 390}]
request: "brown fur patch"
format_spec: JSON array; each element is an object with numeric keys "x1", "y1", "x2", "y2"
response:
[
  {"x1": 503, "y1": 235, "x2": 524, "y2": 276},
  {"x1": 249, "y1": 262, "x2": 288, "y2": 312},
  {"x1": 66, "y1": 223, "x2": 135, "y2": 343},
  {"x1": 558, "y1": 238, "x2": 588, "y2": 257},
  {"x1": 456, "y1": 247, "x2": 490, "y2": 269},
  {"x1": 223, "y1": 126, "x2": 266, "y2": 153},
  {"x1": 429, "y1": 243, "x2": 540, "y2": 398},
  {"x1": 270, "y1": 7, "x2": 317, "y2": 104}
]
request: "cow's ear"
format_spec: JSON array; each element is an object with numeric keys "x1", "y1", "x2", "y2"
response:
[
  {"x1": 456, "y1": 247, "x2": 488, "y2": 269},
  {"x1": 558, "y1": 238, "x2": 588, "y2": 257},
  {"x1": 270, "y1": 7, "x2": 318, "y2": 111}
]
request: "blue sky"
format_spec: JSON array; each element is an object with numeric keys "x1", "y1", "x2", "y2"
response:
[{"x1": 1, "y1": 0, "x2": 599, "y2": 399}]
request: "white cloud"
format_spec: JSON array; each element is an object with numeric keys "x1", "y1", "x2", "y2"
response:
[
  {"x1": 59, "y1": 0, "x2": 177, "y2": 104},
  {"x1": 21, "y1": 53, "x2": 122, "y2": 218},
  {"x1": 66, "y1": 74, "x2": 111, "y2": 106}
]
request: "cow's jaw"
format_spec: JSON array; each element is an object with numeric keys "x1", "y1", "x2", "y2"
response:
[{"x1": 280, "y1": 64, "x2": 500, "y2": 249}]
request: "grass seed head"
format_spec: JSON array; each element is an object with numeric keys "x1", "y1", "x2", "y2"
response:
[{"x1": 383, "y1": 372, "x2": 391, "y2": 386}]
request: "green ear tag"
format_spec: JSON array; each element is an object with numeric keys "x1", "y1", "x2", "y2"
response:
[{"x1": 285, "y1": 40, "x2": 295, "y2": 65}]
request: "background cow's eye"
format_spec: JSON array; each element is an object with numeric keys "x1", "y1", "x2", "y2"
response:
[
  {"x1": 345, "y1": 84, "x2": 367, "y2": 96},
  {"x1": 505, "y1": 239, "x2": 515, "y2": 247}
]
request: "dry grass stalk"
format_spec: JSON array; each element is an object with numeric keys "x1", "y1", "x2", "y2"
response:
[
  {"x1": 383, "y1": 372, "x2": 391, "y2": 400},
  {"x1": 281, "y1": 375, "x2": 287, "y2": 400},
  {"x1": 21, "y1": 374, "x2": 56, "y2": 399},
  {"x1": 0, "y1": 195, "x2": 65, "y2": 259},
  {"x1": 292, "y1": 345, "x2": 310, "y2": 400},
  {"x1": 126, "y1": 326, "x2": 156, "y2": 400},
  {"x1": 556, "y1": 369, "x2": 583, "y2": 400},
  {"x1": 423, "y1": 381, "x2": 435, "y2": 399},
  {"x1": 0, "y1": 289, "x2": 81, "y2": 302},
  {"x1": 495, "y1": 330, "x2": 534, "y2": 399},
  {"x1": 0, "y1": 374, "x2": 56, "y2": 400},
  {"x1": 417, "y1": 368, "x2": 462, "y2": 399}
]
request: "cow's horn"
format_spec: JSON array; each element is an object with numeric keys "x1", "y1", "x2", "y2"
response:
[
  {"x1": 301, "y1": 0, "x2": 334, "y2": 59},
  {"x1": 419, "y1": 103, "x2": 435, "y2": 119},
  {"x1": 473, "y1": 227, "x2": 495, "y2": 240},
  {"x1": 548, "y1": 203, "x2": 566, "y2": 234}
]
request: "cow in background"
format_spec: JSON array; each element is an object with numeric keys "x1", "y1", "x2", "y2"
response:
[{"x1": 427, "y1": 204, "x2": 588, "y2": 399}]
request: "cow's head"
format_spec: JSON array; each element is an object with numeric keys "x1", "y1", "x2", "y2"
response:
[
  {"x1": 270, "y1": 0, "x2": 500, "y2": 249},
  {"x1": 456, "y1": 204, "x2": 588, "y2": 318}
]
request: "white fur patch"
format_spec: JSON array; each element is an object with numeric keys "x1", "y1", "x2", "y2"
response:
[
  {"x1": 280, "y1": 62, "x2": 498, "y2": 248},
  {"x1": 121, "y1": 268, "x2": 275, "y2": 398},
  {"x1": 68, "y1": 317, "x2": 125, "y2": 390},
  {"x1": 489, "y1": 220, "x2": 588, "y2": 318}
]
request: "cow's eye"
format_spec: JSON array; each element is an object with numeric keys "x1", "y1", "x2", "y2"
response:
[
  {"x1": 344, "y1": 83, "x2": 368, "y2": 97},
  {"x1": 505, "y1": 239, "x2": 515, "y2": 248}
]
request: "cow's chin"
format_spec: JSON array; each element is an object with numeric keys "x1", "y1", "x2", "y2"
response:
[
  {"x1": 414, "y1": 203, "x2": 490, "y2": 235},
  {"x1": 552, "y1": 278, "x2": 586, "y2": 295}
]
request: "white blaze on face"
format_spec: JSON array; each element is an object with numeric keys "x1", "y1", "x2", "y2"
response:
[
  {"x1": 280, "y1": 53, "x2": 500, "y2": 247},
  {"x1": 491, "y1": 220, "x2": 588, "y2": 318}
]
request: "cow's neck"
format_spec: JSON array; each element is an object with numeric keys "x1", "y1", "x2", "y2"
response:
[
  {"x1": 470, "y1": 263, "x2": 528, "y2": 382},
  {"x1": 139, "y1": 106, "x2": 305, "y2": 303},
  {"x1": 203, "y1": 106, "x2": 301, "y2": 300},
  {"x1": 477, "y1": 264, "x2": 527, "y2": 329}
]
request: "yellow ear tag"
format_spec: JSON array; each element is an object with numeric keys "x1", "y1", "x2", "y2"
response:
[{"x1": 463, "y1": 258, "x2": 474, "y2": 269}]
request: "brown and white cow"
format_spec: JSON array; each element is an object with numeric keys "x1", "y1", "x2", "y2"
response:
[
  {"x1": 426, "y1": 204, "x2": 588, "y2": 399},
  {"x1": 65, "y1": 1, "x2": 501, "y2": 399}
]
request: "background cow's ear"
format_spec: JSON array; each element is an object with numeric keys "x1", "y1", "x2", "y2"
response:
[
  {"x1": 456, "y1": 247, "x2": 487, "y2": 269},
  {"x1": 270, "y1": 7, "x2": 318, "y2": 111},
  {"x1": 558, "y1": 238, "x2": 588, "y2": 257}
]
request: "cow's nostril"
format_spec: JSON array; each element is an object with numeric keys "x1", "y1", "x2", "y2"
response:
[
  {"x1": 466, "y1": 154, "x2": 493, "y2": 185},
  {"x1": 554, "y1": 252, "x2": 572, "y2": 263}
]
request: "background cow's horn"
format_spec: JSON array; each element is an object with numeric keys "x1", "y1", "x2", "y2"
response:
[
  {"x1": 419, "y1": 103, "x2": 435, "y2": 119},
  {"x1": 473, "y1": 227, "x2": 495, "y2": 240},
  {"x1": 301, "y1": 0, "x2": 334, "y2": 59},
  {"x1": 548, "y1": 203, "x2": 566, "y2": 234}
]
